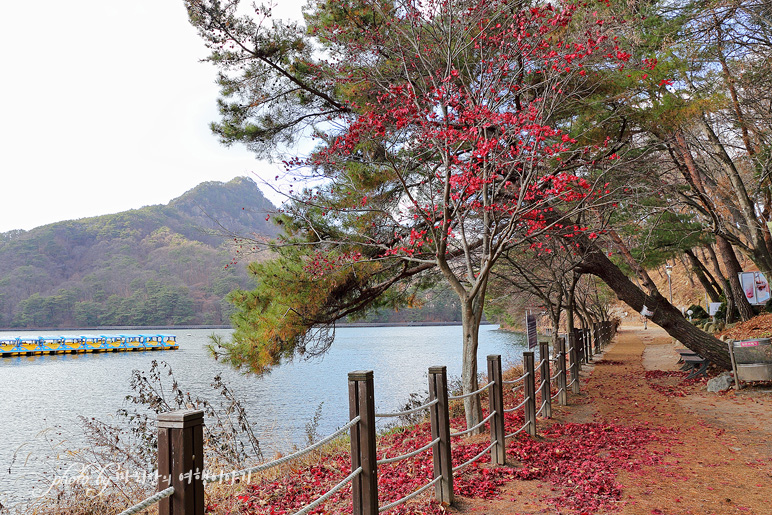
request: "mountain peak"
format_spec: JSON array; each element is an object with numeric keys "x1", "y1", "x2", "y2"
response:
[{"x1": 0, "y1": 176, "x2": 278, "y2": 328}]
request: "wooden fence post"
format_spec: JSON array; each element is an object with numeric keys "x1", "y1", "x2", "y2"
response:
[
  {"x1": 569, "y1": 331, "x2": 580, "y2": 394},
  {"x1": 599, "y1": 322, "x2": 605, "y2": 347},
  {"x1": 593, "y1": 322, "x2": 600, "y2": 354},
  {"x1": 428, "y1": 366, "x2": 454, "y2": 505},
  {"x1": 584, "y1": 328, "x2": 593, "y2": 362},
  {"x1": 538, "y1": 342, "x2": 552, "y2": 419},
  {"x1": 157, "y1": 410, "x2": 205, "y2": 515},
  {"x1": 349, "y1": 371, "x2": 378, "y2": 515},
  {"x1": 572, "y1": 328, "x2": 584, "y2": 366},
  {"x1": 556, "y1": 337, "x2": 568, "y2": 406},
  {"x1": 523, "y1": 351, "x2": 537, "y2": 437},
  {"x1": 487, "y1": 355, "x2": 506, "y2": 465}
]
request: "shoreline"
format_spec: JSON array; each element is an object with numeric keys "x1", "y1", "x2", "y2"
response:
[{"x1": 0, "y1": 321, "x2": 502, "y2": 332}]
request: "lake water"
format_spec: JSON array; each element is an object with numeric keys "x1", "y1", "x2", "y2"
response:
[{"x1": 0, "y1": 325, "x2": 526, "y2": 506}]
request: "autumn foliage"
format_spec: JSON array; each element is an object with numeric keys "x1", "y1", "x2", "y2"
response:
[
  {"x1": 205, "y1": 367, "x2": 668, "y2": 515},
  {"x1": 191, "y1": 0, "x2": 645, "y2": 429}
]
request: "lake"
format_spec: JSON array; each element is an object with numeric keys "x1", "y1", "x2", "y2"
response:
[{"x1": 0, "y1": 325, "x2": 526, "y2": 506}]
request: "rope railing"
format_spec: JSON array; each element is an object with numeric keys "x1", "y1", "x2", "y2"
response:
[
  {"x1": 378, "y1": 476, "x2": 443, "y2": 513},
  {"x1": 502, "y1": 372, "x2": 528, "y2": 385},
  {"x1": 536, "y1": 399, "x2": 548, "y2": 418},
  {"x1": 505, "y1": 420, "x2": 531, "y2": 439},
  {"x1": 452, "y1": 441, "x2": 497, "y2": 473},
  {"x1": 204, "y1": 416, "x2": 360, "y2": 484},
  {"x1": 448, "y1": 380, "x2": 494, "y2": 401},
  {"x1": 142, "y1": 334, "x2": 627, "y2": 515},
  {"x1": 290, "y1": 467, "x2": 362, "y2": 515},
  {"x1": 535, "y1": 380, "x2": 546, "y2": 396},
  {"x1": 503, "y1": 396, "x2": 528, "y2": 413},
  {"x1": 375, "y1": 398, "x2": 438, "y2": 418},
  {"x1": 449, "y1": 411, "x2": 496, "y2": 438},
  {"x1": 378, "y1": 438, "x2": 440, "y2": 465},
  {"x1": 117, "y1": 486, "x2": 174, "y2": 515}
]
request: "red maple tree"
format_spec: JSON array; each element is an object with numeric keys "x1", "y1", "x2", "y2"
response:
[{"x1": 188, "y1": 0, "x2": 636, "y2": 428}]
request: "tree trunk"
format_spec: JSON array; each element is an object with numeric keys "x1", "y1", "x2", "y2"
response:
[
  {"x1": 704, "y1": 244, "x2": 727, "y2": 286},
  {"x1": 715, "y1": 234, "x2": 755, "y2": 321},
  {"x1": 550, "y1": 311, "x2": 561, "y2": 350},
  {"x1": 724, "y1": 278, "x2": 737, "y2": 324},
  {"x1": 694, "y1": 247, "x2": 724, "y2": 296},
  {"x1": 577, "y1": 249, "x2": 731, "y2": 369},
  {"x1": 460, "y1": 298, "x2": 483, "y2": 432},
  {"x1": 566, "y1": 273, "x2": 579, "y2": 339},
  {"x1": 678, "y1": 255, "x2": 696, "y2": 288},
  {"x1": 700, "y1": 117, "x2": 772, "y2": 272},
  {"x1": 684, "y1": 249, "x2": 721, "y2": 302}
]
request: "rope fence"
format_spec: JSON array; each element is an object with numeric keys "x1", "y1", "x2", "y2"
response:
[
  {"x1": 450, "y1": 410, "x2": 496, "y2": 438},
  {"x1": 378, "y1": 476, "x2": 442, "y2": 513},
  {"x1": 204, "y1": 416, "x2": 360, "y2": 483},
  {"x1": 117, "y1": 486, "x2": 174, "y2": 515},
  {"x1": 505, "y1": 420, "x2": 531, "y2": 439},
  {"x1": 503, "y1": 371, "x2": 528, "y2": 385},
  {"x1": 114, "y1": 322, "x2": 618, "y2": 515},
  {"x1": 375, "y1": 398, "x2": 438, "y2": 418},
  {"x1": 504, "y1": 397, "x2": 528, "y2": 413},
  {"x1": 291, "y1": 467, "x2": 362, "y2": 515},
  {"x1": 452, "y1": 441, "x2": 498, "y2": 472},
  {"x1": 378, "y1": 438, "x2": 440, "y2": 465},
  {"x1": 448, "y1": 380, "x2": 494, "y2": 401}
]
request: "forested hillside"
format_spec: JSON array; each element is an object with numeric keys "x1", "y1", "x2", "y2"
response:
[{"x1": 0, "y1": 177, "x2": 277, "y2": 328}]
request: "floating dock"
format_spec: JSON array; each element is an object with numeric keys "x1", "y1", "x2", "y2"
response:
[{"x1": 0, "y1": 334, "x2": 178, "y2": 356}]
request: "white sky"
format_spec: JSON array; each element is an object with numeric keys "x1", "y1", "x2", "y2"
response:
[{"x1": 0, "y1": 1, "x2": 305, "y2": 233}]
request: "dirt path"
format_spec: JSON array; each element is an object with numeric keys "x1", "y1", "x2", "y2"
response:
[{"x1": 453, "y1": 325, "x2": 772, "y2": 515}]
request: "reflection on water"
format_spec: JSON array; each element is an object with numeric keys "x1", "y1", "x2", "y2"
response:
[{"x1": 0, "y1": 325, "x2": 525, "y2": 505}]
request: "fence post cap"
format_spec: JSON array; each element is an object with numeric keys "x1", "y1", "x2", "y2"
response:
[
  {"x1": 428, "y1": 365, "x2": 447, "y2": 374},
  {"x1": 157, "y1": 409, "x2": 204, "y2": 428},
  {"x1": 486, "y1": 354, "x2": 501, "y2": 361},
  {"x1": 348, "y1": 370, "x2": 373, "y2": 381}
]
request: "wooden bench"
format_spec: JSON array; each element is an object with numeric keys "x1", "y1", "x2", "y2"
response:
[
  {"x1": 676, "y1": 349, "x2": 699, "y2": 362},
  {"x1": 681, "y1": 354, "x2": 710, "y2": 378}
]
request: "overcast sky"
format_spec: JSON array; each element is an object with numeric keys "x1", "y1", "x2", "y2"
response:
[{"x1": 0, "y1": 1, "x2": 305, "y2": 233}]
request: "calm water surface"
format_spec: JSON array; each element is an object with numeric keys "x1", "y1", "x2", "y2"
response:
[{"x1": 0, "y1": 325, "x2": 526, "y2": 505}]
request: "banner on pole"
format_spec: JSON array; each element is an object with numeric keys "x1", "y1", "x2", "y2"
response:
[
  {"x1": 526, "y1": 314, "x2": 538, "y2": 350},
  {"x1": 739, "y1": 272, "x2": 770, "y2": 305}
]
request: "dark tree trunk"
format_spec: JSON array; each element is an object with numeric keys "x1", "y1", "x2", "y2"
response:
[
  {"x1": 724, "y1": 279, "x2": 737, "y2": 324},
  {"x1": 704, "y1": 244, "x2": 727, "y2": 286},
  {"x1": 715, "y1": 234, "x2": 755, "y2": 321},
  {"x1": 694, "y1": 249, "x2": 724, "y2": 296},
  {"x1": 566, "y1": 273, "x2": 579, "y2": 338},
  {"x1": 684, "y1": 249, "x2": 722, "y2": 302},
  {"x1": 577, "y1": 249, "x2": 731, "y2": 369},
  {"x1": 460, "y1": 298, "x2": 484, "y2": 432},
  {"x1": 678, "y1": 255, "x2": 696, "y2": 288}
]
